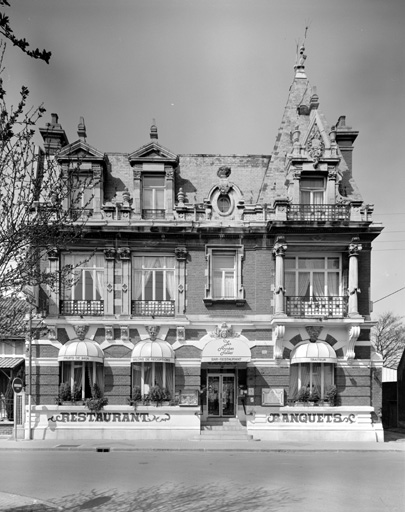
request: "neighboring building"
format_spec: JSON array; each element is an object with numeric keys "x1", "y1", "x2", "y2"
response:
[{"x1": 22, "y1": 47, "x2": 384, "y2": 441}]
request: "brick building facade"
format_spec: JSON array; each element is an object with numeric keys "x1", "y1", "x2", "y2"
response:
[{"x1": 19, "y1": 46, "x2": 384, "y2": 441}]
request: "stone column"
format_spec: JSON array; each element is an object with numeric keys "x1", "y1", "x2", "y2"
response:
[
  {"x1": 104, "y1": 249, "x2": 116, "y2": 316},
  {"x1": 272, "y1": 236, "x2": 288, "y2": 316},
  {"x1": 348, "y1": 237, "x2": 362, "y2": 317},
  {"x1": 47, "y1": 248, "x2": 59, "y2": 315},
  {"x1": 132, "y1": 166, "x2": 142, "y2": 220},
  {"x1": 165, "y1": 167, "x2": 174, "y2": 220},
  {"x1": 118, "y1": 248, "x2": 131, "y2": 316},
  {"x1": 175, "y1": 246, "x2": 188, "y2": 316}
]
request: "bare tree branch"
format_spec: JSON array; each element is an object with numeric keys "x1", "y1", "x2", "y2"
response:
[{"x1": 371, "y1": 312, "x2": 405, "y2": 368}]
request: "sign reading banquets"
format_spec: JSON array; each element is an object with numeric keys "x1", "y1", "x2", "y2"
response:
[{"x1": 267, "y1": 412, "x2": 356, "y2": 424}]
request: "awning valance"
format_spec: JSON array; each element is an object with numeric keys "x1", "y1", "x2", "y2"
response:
[
  {"x1": 0, "y1": 357, "x2": 24, "y2": 369},
  {"x1": 291, "y1": 341, "x2": 337, "y2": 364},
  {"x1": 131, "y1": 339, "x2": 175, "y2": 363},
  {"x1": 58, "y1": 340, "x2": 104, "y2": 363},
  {"x1": 202, "y1": 337, "x2": 251, "y2": 363}
]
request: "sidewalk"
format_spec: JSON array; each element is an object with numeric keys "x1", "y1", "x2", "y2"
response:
[{"x1": 0, "y1": 430, "x2": 404, "y2": 453}]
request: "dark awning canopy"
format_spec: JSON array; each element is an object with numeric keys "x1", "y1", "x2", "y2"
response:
[{"x1": 0, "y1": 357, "x2": 24, "y2": 369}]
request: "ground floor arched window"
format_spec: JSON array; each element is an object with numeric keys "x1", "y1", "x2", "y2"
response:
[
  {"x1": 289, "y1": 362, "x2": 334, "y2": 400},
  {"x1": 60, "y1": 361, "x2": 104, "y2": 400},
  {"x1": 131, "y1": 362, "x2": 174, "y2": 396}
]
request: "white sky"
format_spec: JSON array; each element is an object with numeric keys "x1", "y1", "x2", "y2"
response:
[{"x1": 4, "y1": 0, "x2": 405, "y2": 318}]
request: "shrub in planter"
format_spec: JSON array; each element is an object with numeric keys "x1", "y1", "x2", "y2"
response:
[
  {"x1": 296, "y1": 386, "x2": 310, "y2": 404},
  {"x1": 85, "y1": 383, "x2": 108, "y2": 413},
  {"x1": 147, "y1": 385, "x2": 165, "y2": 406},
  {"x1": 55, "y1": 382, "x2": 71, "y2": 404},
  {"x1": 325, "y1": 385, "x2": 338, "y2": 406},
  {"x1": 309, "y1": 389, "x2": 321, "y2": 405},
  {"x1": 71, "y1": 384, "x2": 82, "y2": 404},
  {"x1": 128, "y1": 386, "x2": 143, "y2": 407}
]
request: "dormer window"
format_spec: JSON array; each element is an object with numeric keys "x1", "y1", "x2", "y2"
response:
[
  {"x1": 300, "y1": 177, "x2": 325, "y2": 205},
  {"x1": 142, "y1": 174, "x2": 165, "y2": 219}
]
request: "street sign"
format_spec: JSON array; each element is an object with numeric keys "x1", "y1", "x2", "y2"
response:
[{"x1": 12, "y1": 378, "x2": 24, "y2": 394}]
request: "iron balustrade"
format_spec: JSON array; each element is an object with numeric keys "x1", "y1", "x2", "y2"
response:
[
  {"x1": 60, "y1": 300, "x2": 104, "y2": 316},
  {"x1": 286, "y1": 296, "x2": 348, "y2": 318},
  {"x1": 132, "y1": 300, "x2": 175, "y2": 317},
  {"x1": 287, "y1": 204, "x2": 350, "y2": 222},
  {"x1": 142, "y1": 209, "x2": 166, "y2": 220}
]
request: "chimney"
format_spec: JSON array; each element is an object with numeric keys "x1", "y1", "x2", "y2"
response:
[
  {"x1": 39, "y1": 113, "x2": 69, "y2": 155},
  {"x1": 334, "y1": 115, "x2": 359, "y2": 175},
  {"x1": 77, "y1": 117, "x2": 87, "y2": 142}
]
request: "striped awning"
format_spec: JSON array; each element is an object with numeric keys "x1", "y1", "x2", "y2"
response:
[
  {"x1": 58, "y1": 340, "x2": 104, "y2": 363},
  {"x1": 291, "y1": 341, "x2": 337, "y2": 364},
  {"x1": 0, "y1": 357, "x2": 24, "y2": 369},
  {"x1": 131, "y1": 339, "x2": 175, "y2": 363}
]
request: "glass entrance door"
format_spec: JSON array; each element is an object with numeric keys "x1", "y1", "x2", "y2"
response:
[{"x1": 207, "y1": 374, "x2": 235, "y2": 417}]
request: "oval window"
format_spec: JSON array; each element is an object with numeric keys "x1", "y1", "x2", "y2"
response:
[{"x1": 217, "y1": 195, "x2": 231, "y2": 213}]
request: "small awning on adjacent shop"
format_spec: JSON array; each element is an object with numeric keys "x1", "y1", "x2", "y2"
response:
[
  {"x1": 201, "y1": 337, "x2": 251, "y2": 363},
  {"x1": 131, "y1": 339, "x2": 175, "y2": 363},
  {"x1": 58, "y1": 340, "x2": 104, "y2": 363},
  {"x1": 0, "y1": 357, "x2": 24, "y2": 369},
  {"x1": 291, "y1": 341, "x2": 337, "y2": 364}
]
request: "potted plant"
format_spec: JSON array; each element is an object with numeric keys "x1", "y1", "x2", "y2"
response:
[
  {"x1": 55, "y1": 382, "x2": 71, "y2": 405},
  {"x1": 128, "y1": 386, "x2": 143, "y2": 408},
  {"x1": 71, "y1": 383, "x2": 82, "y2": 404},
  {"x1": 295, "y1": 386, "x2": 310, "y2": 406},
  {"x1": 325, "y1": 385, "x2": 337, "y2": 406},
  {"x1": 85, "y1": 383, "x2": 108, "y2": 413},
  {"x1": 309, "y1": 388, "x2": 321, "y2": 406},
  {"x1": 148, "y1": 385, "x2": 165, "y2": 406}
]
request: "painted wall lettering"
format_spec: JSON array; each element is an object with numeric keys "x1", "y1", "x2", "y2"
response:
[
  {"x1": 48, "y1": 412, "x2": 171, "y2": 424},
  {"x1": 267, "y1": 413, "x2": 356, "y2": 424}
]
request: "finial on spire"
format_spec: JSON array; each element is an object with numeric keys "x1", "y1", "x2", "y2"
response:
[
  {"x1": 150, "y1": 118, "x2": 158, "y2": 140},
  {"x1": 294, "y1": 24, "x2": 310, "y2": 78}
]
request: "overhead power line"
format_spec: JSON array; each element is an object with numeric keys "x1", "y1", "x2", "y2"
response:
[{"x1": 374, "y1": 286, "x2": 405, "y2": 304}]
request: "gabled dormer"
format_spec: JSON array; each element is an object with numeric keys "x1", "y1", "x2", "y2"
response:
[
  {"x1": 54, "y1": 117, "x2": 107, "y2": 217},
  {"x1": 128, "y1": 124, "x2": 179, "y2": 220}
]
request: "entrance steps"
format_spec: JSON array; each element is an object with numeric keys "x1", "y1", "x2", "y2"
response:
[{"x1": 195, "y1": 418, "x2": 253, "y2": 441}]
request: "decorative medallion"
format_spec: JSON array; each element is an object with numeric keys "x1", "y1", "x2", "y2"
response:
[
  {"x1": 146, "y1": 325, "x2": 160, "y2": 341},
  {"x1": 210, "y1": 322, "x2": 240, "y2": 339},
  {"x1": 305, "y1": 325, "x2": 324, "y2": 343},
  {"x1": 75, "y1": 325, "x2": 88, "y2": 341},
  {"x1": 175, "y1": 246, "x2": 188, "y2": 261},
  {"x1": 306, "y1": 127, "x2": 325, "y2": 167}
]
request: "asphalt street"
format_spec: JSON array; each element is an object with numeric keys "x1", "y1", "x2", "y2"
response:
[{"x1": 0, "y1": 449, "x2": 404, "y2": 512}]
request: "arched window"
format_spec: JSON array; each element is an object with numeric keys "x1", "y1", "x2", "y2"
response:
[{"x1": 289, "y1": 341, "x2": 336, "y2": 400}]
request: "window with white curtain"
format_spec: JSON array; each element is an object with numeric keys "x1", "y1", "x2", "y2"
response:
[
  {"x1": 133, "y1": 255, "x2": 175, "y2": 301},
  {"x1": 70, "y1": 174, "x2": 94, "y2": 210},
  {"x1": 142, "y1": 175, "x2": 165, "y2": 210},
  {"x1": 300, "y1": 177, "x2": 325, "y2": 205},
  {"x1": 62, "y1": 253, "x2": 105, "y2": 301},
  {"x1": 204, "y1": 245, "x2": 245, "y2": 304},
  {"x1": 289, "y1": 362, "x2": 334, "y2": 400},
  {"x1": 60, "y1": 361, "x2": 104, "y2": 400},
  {"x1": 285, "y1": 256, "x2": 341, "y2": 298},
  {"x1": 132, "y1": 361, "x2": 174, "y2": 396}
]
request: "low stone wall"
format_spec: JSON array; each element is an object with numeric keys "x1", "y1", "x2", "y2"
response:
[
  {"x1": 247, "y1": 406, "x2": 383, "y2": 442},
  {"x1": 28, "y1": 405, "x2": 201, "y2": 440}
]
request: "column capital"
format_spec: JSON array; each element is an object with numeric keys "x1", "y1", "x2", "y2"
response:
[
  {"x1": 348, "y1": 237, "x2": 362, "y2": 257},
  {"x1": 273, "y1": 236, "x2": 288, "y2": 257}
]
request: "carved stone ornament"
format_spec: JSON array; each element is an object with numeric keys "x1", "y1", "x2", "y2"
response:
[
  {"x1": 305, "y1": 325, "x2": 324, "y2": 343},
  {"x1": 104, "y1": 248, "x2": 116, "y2": 260},
  {"x1": 176, "y1": 326, "x2": 185, "y2": 342},
  {"x1": 133, "y1": 168, "x2": 142, "y2": 180},
  {"x1": 146, "y1": 325, "x2": 160, "y2": 341},
  {"x1": 273, "y1": 237, "x2": 288, "y2": 257},
  {"x1": 165, "y1": 168, "x2": 174, "y2": 180},
  {"x1": 47, "y1": 248, "x2": 59, "y2": 261},
  {"x1": 218, "y1": 182, "x2": 233, "y2": 195},
  {"x1": 175, "y1": 246, "x2": 188, "y2": 261},
  {"x1": 118, "y1": 248, "x2": 131, "y2": 260},
  {"x1": 217, "y1": 166, "x2": 232, "y2": 179},
  {"x1": 210, "y1": 322, "x2": 240, "y2": 339},
  {"x1": 349, "y1": 237, "x2": 362, "y2": 257},
  {"x1": 47, "y1": 326, "x2": 57, "y2": 340},
  {"x1": 75, "y1": 325, "x2": 88, "y2": 341},
  {"x1": 105, "y1": 326, "x2": 113, "y2": 340},
  {"x1": 120, "y1": 326, "x2": 129, "y2": 341},
  {"x1": 347, "y1": 325, "x2": 361, "y2": 360},
  {"x1": 327, "y1": 167, "x2": 339, "y2": 180},
  {"x1": 306, "y1": 127, "x2": 325, "y2": 167},
  {"x1": 272, "y1": 324, "x2": 285, "y2": 359}
]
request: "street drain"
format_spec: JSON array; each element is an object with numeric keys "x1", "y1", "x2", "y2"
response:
[{"x1": 96, "y1": 447, "x2": 110, "y2": 452}]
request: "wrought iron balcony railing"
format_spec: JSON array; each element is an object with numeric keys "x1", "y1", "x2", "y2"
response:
[
  {"x1": 132, "y1": 300, "x2": 175, "y2": 317},
  {"x1": 286, "y1": 296, "x2": 348, "y2": 318},
  {"x1": 60, "y1": 300, "x2": 104, "y2": 316},
  {"x1": 142, "y1": 209, "x2": 166, "y2": 220},
  {"x1": 287, "y1": 204, "x2": 350, "y2": 222}
]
